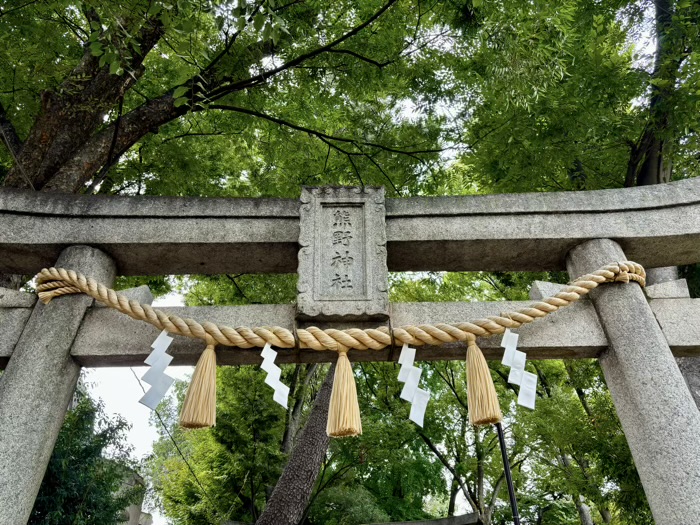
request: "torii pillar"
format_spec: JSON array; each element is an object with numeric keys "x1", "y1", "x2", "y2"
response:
[
  {"x1": 567, "y1": 239, "x2": 700, "y2": 525},
  {"x1": 0, "y1": 246, "x2": 115, "y2": 524}
]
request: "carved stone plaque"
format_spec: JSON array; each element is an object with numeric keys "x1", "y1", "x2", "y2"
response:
[{"x1": 297, "y1": 187, "x2": 388, "y2": 321}]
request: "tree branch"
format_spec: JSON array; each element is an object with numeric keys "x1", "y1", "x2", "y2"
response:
[
  {"x1": 160, "y1": 131, "x2": 227, "y2": 143},
  {"x1": 0, "y1": 101, "x2": 22, "y2": 157},
  {"x1": 489, "y1": 458, "x2": 526, "y2": 508},
  {"x1": 86, "y1": 95, "x2": 124, "y2": 194},
  {"x1": 3, "y1": 13, "x2": 164, "y2": 190},
  {"x1": 207, "y1": 0, "x2": 400, "y2": 99},
  {"x1": 327, "y1": 48, "x2": 392, "y2": 68},
  {"x1": 209, "y1": 104, "x2": 442, "y2": 156},
  {"x1": 43, "y1": 93, "x2": 185, "y2": 192},
  {"x1": 0, "y1": 0, "x2": 39, "y2": 18},
  {"x1": 418, "y1": 430, "x2": 479, "y2": 512}
]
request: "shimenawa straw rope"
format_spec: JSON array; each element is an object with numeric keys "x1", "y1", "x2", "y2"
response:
[{"x1": 35, "y1": 261, "x2": 645, "y2": 435}]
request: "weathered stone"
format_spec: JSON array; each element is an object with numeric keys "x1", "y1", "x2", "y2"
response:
[
  {"x1": 297, "y1": 187, "x2": 388, "y2": 321},
  {"x1": 0, "y1": 306, "x2": 33, "y2": 368},
  {"x1": 646, "y1": 266, "x2": 679, "y2": 284},
  {"x1": 5, "y1": 177, "x2": 700, "y2": 275},
  {"x1": 645, "y1": 279, "x2": 690, "y2": 299},
  {"x1": 651, "y1": 298, "x2": 700, "y2": 356},
  {"x1": 0, "y1": 246, "x2": 116, "y2": 524},
  {"x1": 646, "y1": 269, "x2": 700, "y2": 410},
  {"x1": 677, "y1": 357, "x2": 700, "y2": 410},
  {"x1": 567, "y1": 239, "x2": 700, "y2": 525},
  {"x1": 528, "y1": 281, "x2": 568, "y2": 300},
  {"x1": 0, "y1": 287, "x2": 37, "y2": 307},
  {"x1": 0, "y1": 188, "x2": 299, "y2": 276},
  {"x1": 95, "y1": 285, "x2": 154, "y2": 307},
  {"x1": 386, "y1": 176, "x2": 700, "y2": 271}
]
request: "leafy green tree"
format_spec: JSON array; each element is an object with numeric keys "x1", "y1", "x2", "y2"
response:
[
  {"x1": 148, "y1": 371, "x2": 290, "y2": 523},
  {"x1": 390, "y1": 271, "x2": 652, "y2": 524},
  {"x1": 0, "y1": 0, "x2": 449, "y2": 198},
  {"x1": 4, "y1": 0, "x2": 700, "y2": 524},
  {"x1": 29, "y1": 391, "x2": 140, "y2": 525}
]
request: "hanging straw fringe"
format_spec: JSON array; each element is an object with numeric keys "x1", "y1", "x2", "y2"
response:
[
  {"x1": 180, "y1": 343, "x2": 217, "y2": 428},
  {"x1": 466, "y1": 338, "x2": 502, "y2": 426},
  {"x1": 326, "y1": 350, "x2": 362, "y2": 437},
  {"x1": 34, "y1": 262, "x2": 645, "y2": 432}
]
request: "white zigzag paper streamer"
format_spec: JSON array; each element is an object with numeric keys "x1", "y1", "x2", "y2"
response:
[
  {"x1": 397, "y1": 343, "x2": 430, "y2": 427},
  {"x1": 139, "y1": 330, "x2": 175, "y2": 410},
  {"x1": 500, "y1": 329, "x2": 537, "y2": 410},
  {"x1": 260, "y1": 343, "x2": 289, "y2": 409}
]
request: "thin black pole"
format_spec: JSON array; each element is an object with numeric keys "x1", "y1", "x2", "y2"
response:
[{"x1": 496, "y1": 422, "x2": 520, "y2": 525}]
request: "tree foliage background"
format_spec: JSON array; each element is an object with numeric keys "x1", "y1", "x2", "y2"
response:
[
  {"x1": 1, "y1": 0, "x2": 699, "y2": 523},
  {"x1": 28, "y1": 389, "x2": 141, "y2": 524}
]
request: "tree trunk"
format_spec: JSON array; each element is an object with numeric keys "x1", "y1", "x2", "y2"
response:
[
  {"x1": 625, "y1": 0, "x2": 681, "y2": 188},
  {"x1": 447, "y1": 477, "x2": 459, "y2": 516},
  {"x1": 281, "y1": 363, "x2": 319, "y2": 455},
  {"x1": 255, "y1": 364, "x2": 335, "y2": 525},
  {"x1": 2, "y1": 16, "x2": 163, "y2": 191},
  {"x1": 575, "y1": 495, "x2": 595, "y2": 525}
]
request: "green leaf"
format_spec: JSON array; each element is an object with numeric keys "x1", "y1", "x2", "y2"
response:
[
  {"x1": 254, "y1": 13, "x2": 266, "y2": 31},
  {"x1": 89, "y1": 42, "x2": 103, "y2": 56},
  {"x1": 173, "y1": 86, "x2": 189, "y2": 98}
]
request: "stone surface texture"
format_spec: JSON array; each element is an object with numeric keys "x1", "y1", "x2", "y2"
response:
[
  {"x1": 646, "y1": 266, "x2": 679, "y2": 284},
  {"x1": 645, "y1": 279, "x2": 690, "y2": 299},
  {"x1": 567, "y1": 239, "x2": 700, "y2": 525},
  {"x1": 4, "y1": 177, "x2": 700, "y2": 275},
  {"x1": 0, "y1": 188, "x2": 299, "y2": 275},
  {"x1": 0, "y1": 306, "x2": 32, "y2": 368},
  {"x1": 644, "y1": 268, "x2": 700, "y2": 410},
  {"x1": 0, "y1": 287, "x2": 36, "y2": 307},
  {"x1": 528, "y1": 281, "x2": 568, "y2": 300},
  {"x1": 0, "y1": 246, "x2": 116, "y2": 524},
  {"x1": 2, "y1": 297, "x2": 700, "y2": 367},
  {"x1": 94, "y1": 285, "x2": 154, "y2": 307},
  {"x1": 297, "y1": 187, "x2": 388, "y2": 321}
]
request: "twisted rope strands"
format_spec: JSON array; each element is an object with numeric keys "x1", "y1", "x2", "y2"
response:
[{"x1": 35, "y1": 262, "x2": 645, "y2": 352}]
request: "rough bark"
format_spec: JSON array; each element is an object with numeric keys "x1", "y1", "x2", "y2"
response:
[
  {"x1": 0, "y1": 101, "x2": 22, "y2": 158},
  {"x1": 1, "y1": 1, "x2": 400, "y2": 194},
  {"x1": 43, "y1": 93, "x2": 184, "y2": 193},
  {"x1": 281, "y1": 363, "x2": 319, "y2": 455},
  {"x1": 575, "y1": 495, "x2": 595, "y2": 525},
  {"x1": 626, "y1": 0, "x2": 682, "y2": 187},
  {"x1": 255, "y1": 364, "x2": 335, "y2": 525},
  {"x1": 2, "y1": 16, "x2": 163, "y2": 190}
]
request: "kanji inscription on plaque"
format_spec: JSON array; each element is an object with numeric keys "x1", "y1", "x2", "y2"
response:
[{"x1": 297, "y1": 187, "x2": 388, "y2": 320}]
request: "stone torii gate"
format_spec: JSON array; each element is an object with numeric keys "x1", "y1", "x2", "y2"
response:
[{"x1": 1, "y1": 182, "x2": 700, "y2": 524}]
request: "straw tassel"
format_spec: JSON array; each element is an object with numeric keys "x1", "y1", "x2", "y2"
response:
[
  {"x1": 180, "y1": 343, "x2": 217, "y2": 429},
  {"x1": 466, "y1": 339, "x2": 502, "y2": 426},
  {"x1": 326, "y1": 349, "x2": 362, "y2": 437}
]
